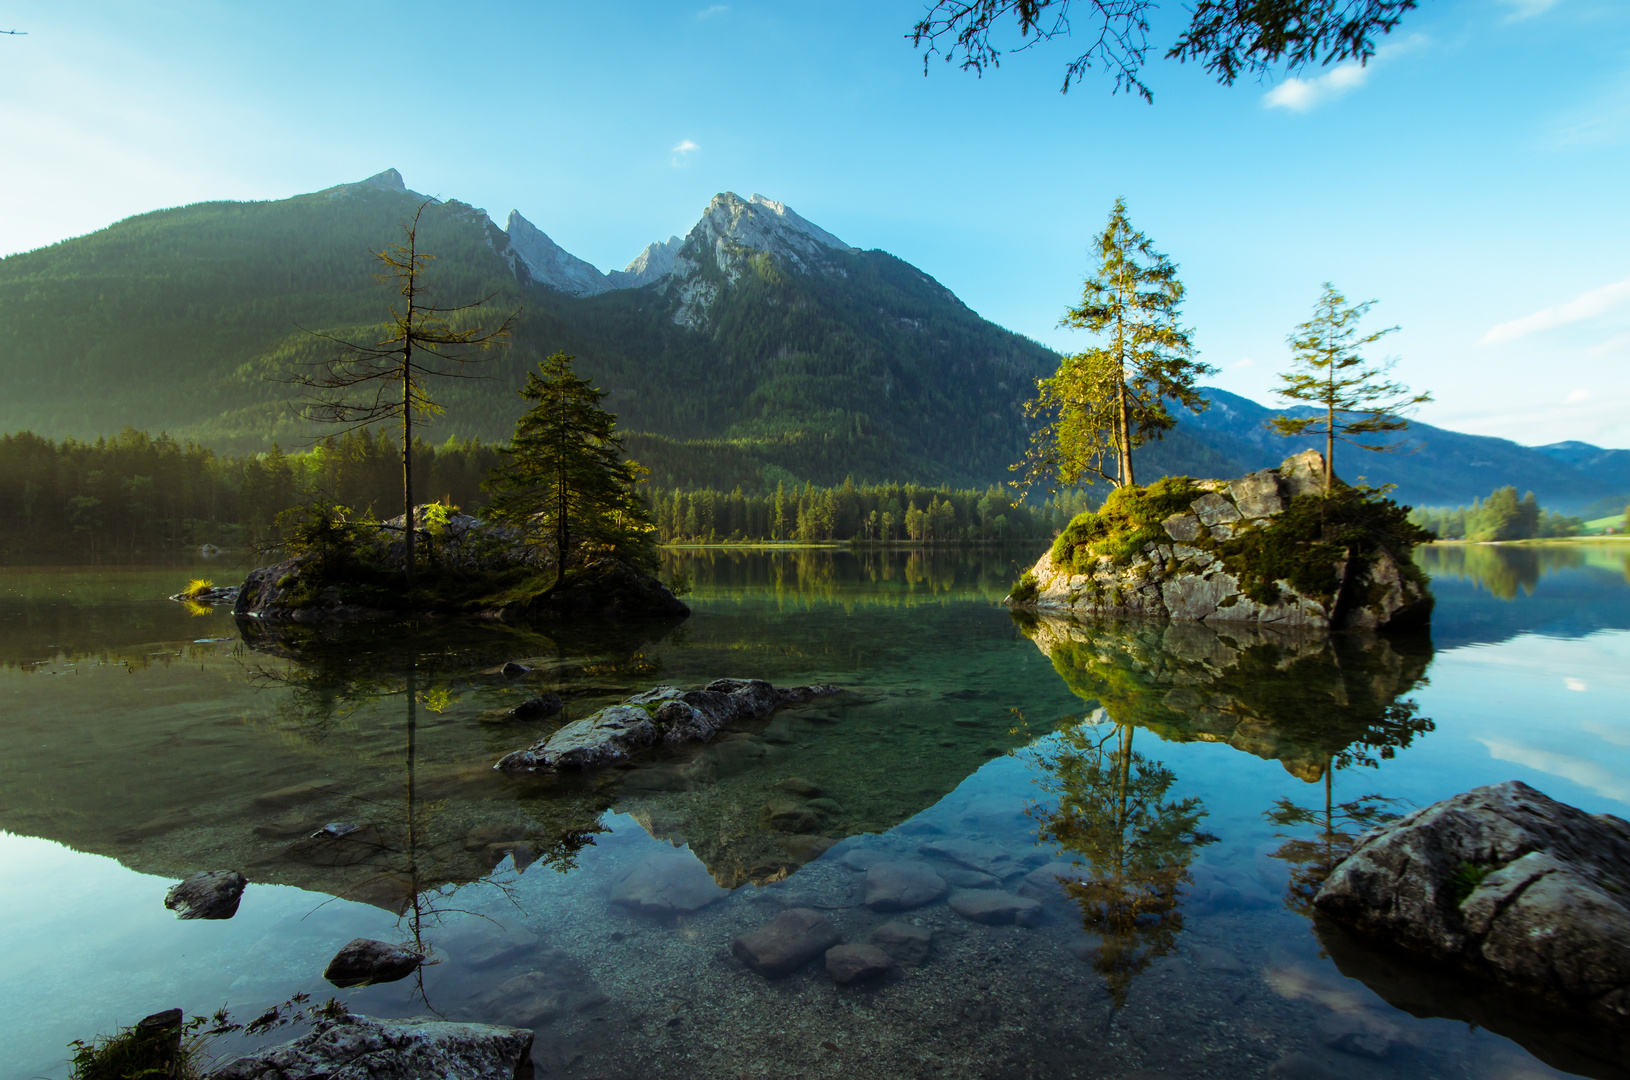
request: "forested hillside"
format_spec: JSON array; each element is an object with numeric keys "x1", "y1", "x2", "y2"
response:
[{"x1": 0, "y1": 173, "x2": 1064, "y2": 491}]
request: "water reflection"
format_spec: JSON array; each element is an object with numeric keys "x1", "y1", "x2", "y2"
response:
[
  {"x1": 1027, "y1": 718, "x2": 1217, "y2": 1005},
  {"x1": 1016, "y1": 612, "x2": 1434, "y2": 781},
  {"x1": 663, "y1": 545, "x2": 1027, "y2": 607}
]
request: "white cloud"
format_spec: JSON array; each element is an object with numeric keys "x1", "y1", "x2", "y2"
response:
[
  {"x1": 1565, "y1": 676, "x2": 1589, "y2": 690},
  {"x1": 697, "y1": 4, "x2": 728, "y2": 18},
  {"x1": 1478, "y1": 737, "x2": 1630, "y2": 803},
  {"x1": 1479, "y1": 279, "x2": 1630, "y2": 345},
  {"x1": 1500, "y1": 0, "x2": 1560, "y2": 20},
  {"x1": 1586, "y1": 331, "x2": 1630, "y2": 359},
  {"x1": 1565, "y1": 388, "x2": 1591, "y2": 404},
  {"x1": 1262, "y1": 35, "x2": 1425, "y2": 112},
  {"x1": 1230, "y1": 357, "x2": 1255, "y2": 370},
  {"x1": 670, "y1": 139, "x2": 699, "y2": 167}
]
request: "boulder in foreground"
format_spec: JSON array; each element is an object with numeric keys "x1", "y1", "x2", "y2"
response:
[
  {"x1": 208, "y1": 1012, "x2": 533, "y2": 1080},
  {"x1": 1008, "y1": 451, "x2": 1432, "y2": 629},
  {"x1": 1315, "y1": 780, "x2": 1630, "y2": 1031},
  {"x1": 494, "y1": 678, "x2": 839, "y2": 772},
  {"x1": 323, "y1": 938, "x2": 424, "y2": 988}
]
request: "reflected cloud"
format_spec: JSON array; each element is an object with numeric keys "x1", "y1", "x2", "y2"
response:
[{"x1": 1477, "y1": 737, "x2": 1630, "y2": 803}]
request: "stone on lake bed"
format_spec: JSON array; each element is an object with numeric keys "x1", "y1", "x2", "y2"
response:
[
  {"x1": 731, "y1": 907, "x2": 841, "y2": 978},
  {"x1": 1021, "y1": 861, "x2": 1087, "y2": 899},
  {"x1": 863, "y1": 861, "x2": 947, "y2": 911},
  {"x1": 164, "y1": 870, "x2": 246, "y2": 920},
  {"x1": 463, "y1": 823, "x2": 526, "y2": 851},
  {"x1": 839, "y1": 847, "x2": 898, "y2": 872},
  {"x1": 826, "y1": 943, "x2": 894, "y2": 985},
  {"x1": 508, "y1": 694, "x2": 562, "y2": 721},
  {"x1": 252, "y1": 782, "x2": 334, "y2": 809},
  {"x1": 919, "y1": 838, "x2": 1024, "y2": 879},
  {"x1": 609, "y1": 851, "x2": 726, "y2": 917},
  {"x1": 948, "y1": 889, "x2": 1043, "y2": 926},
  {"x1": 775, "y1": 777, "x2": 824, "y2": 798},
  {"x1": 323, "y1": 938, "x2": 423, "y2": 987},
  {"x1": 871, "y1": 921, "x2": 933, "y2": 966},
  {"x1": 282, "y1": 824, "x2": 385, "y2": 867},
  {"x1": 501, "y1": 662, "x2": 531, "y2": 678},
  {"x1": 207, "y1": 1013, "x2": 533, "y2": 1080}
]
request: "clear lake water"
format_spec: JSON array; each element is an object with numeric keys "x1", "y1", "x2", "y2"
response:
[{"x1": 2, "y1": 543, "x2": 1629, "y2": 1080}]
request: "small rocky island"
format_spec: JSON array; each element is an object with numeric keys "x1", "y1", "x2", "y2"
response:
[
  {"x1": 232, "y1": 507, "x2": 687, "y2": 623},
  {"x1": 1008, "y1": 450, "x2": 1432, "y2": 629}
]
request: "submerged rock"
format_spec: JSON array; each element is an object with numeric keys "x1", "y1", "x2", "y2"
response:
[
  {"x1": 508, "y1": 694, "x2": 562, "y2": 721},
  {"x1": 1010, "y1": 450, "x2": 1432, "y2": 629},
  {"x1": 208, "y1": 1012, "x2": 533, "y2": 1080},
  {"x1": 494, "y1": 678, "x2": 840, "y2": 773},
  {"x1": 871, "y1": 921, "x2": 933, "y2": 966},
  {"x1": 164, "y1": 870, "x2": 247, "y2": 920},
  {"x1": 863, "y1": 861, "x2": 947, "y2": 911},
  {"x1": 948, "y1": 889, "x2": 1043, "y2": 927},
  {"x1": 731, "y1": 908, "x2": 841, "y2": 978},
  {"x1": 1314, "y1": 781, "x2": 1630, "y2": 1031},
  {"x1": 323, "y1": 938, "x2": 423, "y2": 988},
  {"x1": 609, "y1": 850, "x2": 727, "y2": 916},
  {"x1": 825, "y1": 943, "x2": 894, "y2": 985}
]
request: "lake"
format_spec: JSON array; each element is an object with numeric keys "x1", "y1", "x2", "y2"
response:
[{"x1": 2, "y1": 543, "x2": 1628, "y2": 1080}]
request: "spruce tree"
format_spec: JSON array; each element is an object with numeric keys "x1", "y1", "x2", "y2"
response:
[
  {"x1": 1270, "y1": 284, "x2": 1431, "y2": 491},
  {"x1": 483, "y1": 353, "x2": 655, "y2": 594},
  {"x1": 1017, "y1": 198, "x2": 1213, "y2": 492}
]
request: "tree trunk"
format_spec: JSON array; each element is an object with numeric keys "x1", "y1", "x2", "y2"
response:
[{"x1": 403, "y1": 340, "x2": 415, "y2": 587}]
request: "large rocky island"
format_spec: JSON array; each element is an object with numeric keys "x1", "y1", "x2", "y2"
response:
[{"x1": 1008, "y1": 450, "x2": 1433, "y2": 629}]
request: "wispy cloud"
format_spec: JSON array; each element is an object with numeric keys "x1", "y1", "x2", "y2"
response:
[
  {"x1": 696, "y1": 4, "x2": 728, "y2": 18},
  {"x1": 1479, "y1": 279, "x2": 1630, "y2": 345},
  {"x1": 670, "y1": 139, "x2": 700, "y2": 167},
  {"x1": 1565, "y1": 388, "x2": 1591, "y2": 404},
  {"x1": 1262, "y1": 35, "x2": 1424, "y2": 112},
  {"x1": 1500, "y1": 0, "x2": 1560, "y2": 20},
  {"x1": 1479, "y1": 737, "x2": 1630, "y2": 804},
  {"x1": 1586, "y1": 331, "x2": 1630, "y2": 359}
]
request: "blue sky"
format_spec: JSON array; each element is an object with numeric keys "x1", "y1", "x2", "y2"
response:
[{"x1": 2, "y1": 0, "x2": 1627, "y2": 447}]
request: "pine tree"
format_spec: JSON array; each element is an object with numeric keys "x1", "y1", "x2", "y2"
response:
[
  {"x1": 1270, "y1": 284, "x2": 1431, "y2": 491},
  {"x1": 483, "y1": 352, "x2": 655, "y2": 594},
  {"x1": 290, "y1": 203, "x2": 515, "y2": 584},
  {"x1": 1017, "y1": 198, "x2": 1213, "y2": 492}
]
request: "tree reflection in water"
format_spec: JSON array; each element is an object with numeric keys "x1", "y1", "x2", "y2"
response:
[{"x1": 1026, "y1": 714, "x2": 1217, "y2": 1006}]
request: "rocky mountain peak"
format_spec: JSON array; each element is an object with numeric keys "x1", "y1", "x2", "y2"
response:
[
  {"x1": 608, "y1": 235, "x2": 682, "y2": 289},
  {"x1": 695, "y1": 192, "x2": 854, "y2": 263},
  {"x1": 359, "y1": 168, "x2": 406, "y2": 192},
  {"x1": 505, "y1": 211, "x2": 614, "y2": 297}
]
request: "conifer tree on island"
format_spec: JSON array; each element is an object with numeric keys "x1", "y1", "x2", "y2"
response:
[
  {"x1": 1270, "y1": 283, "x2": 1431, "y2": 491},
  {"x1": 1017, "y1": 198, "x2": 1213, "y2": 493},
  {"x1": 290, "y1": 203, "x2": 516, "y2": 585},
  {"x1": 483, "y1": 352, "x2": 656, "y2": 597}
]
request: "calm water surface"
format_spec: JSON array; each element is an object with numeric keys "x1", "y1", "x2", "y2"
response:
[{"x1": 2, "y1": 544, "x2": 1629, "y2": 1080}]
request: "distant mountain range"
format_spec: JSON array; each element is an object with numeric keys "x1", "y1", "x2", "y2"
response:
[{"x1": 0, "y1": 168, "x2": 1623, "y2": 511}]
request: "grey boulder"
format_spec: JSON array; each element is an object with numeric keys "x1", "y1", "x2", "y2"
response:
[
  {"x1": 731, "y1": 907, "x2": 840, "y2": 978},
  {"x1": 948, "y1": 889, "x2": 1043, "y2": 927},
  {"x1": 165, "y1": 871, "x2": 246, "y2": 920},
  {"x1": 495, "y1": 679, "x2": 840, "y2": 773},
  {"x1": 825, "y1": 943, "x2": 894, "y2": 985},
  {"x1": 863, "y1": 861, "x2": 947, "y2": 911},
  {"x1": 323, "y1": 938, "x2": 424, "y2": 988},
  {"x1": 871, "y1": 921, "x2": 933, "y2": 966},
  {"x1": 208, "y1": 1013, "x2": 532, "y2": 1080},
  {"x1": 608, "y1": 851, "x2": 727, "y2": 917},
  {"x1": 1315, "y1": 780, "x2": 1630, "y2": 1028}
]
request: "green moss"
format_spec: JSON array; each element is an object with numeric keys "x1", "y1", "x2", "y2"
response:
[
  {"x1": 1447, "y1": 860, "x2": 1497, "y2": 905},
  {"x1": 1008, "y1": 569, "x2": 1039, "y2": 605},
  {"x1": 1050, "y1": 477, "x2": 1208, "y2": 574},
  {"x1": 1217, "y1": 486, "x2": 1434, "y2": 607},
  {"x1": 70, "y1": 1013, "x2": 195, "y2": 1080}
]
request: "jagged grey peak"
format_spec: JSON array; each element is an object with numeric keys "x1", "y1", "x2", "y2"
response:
[
  {"x1": 504, "y1": 211, "x2": 614, "y2": 297},
  {"x1": 607, "y1": 235, "x2": 683, "y2": 289},
  {"x1": 667, "y1": 193, "x2": 856, "y2": 328}
]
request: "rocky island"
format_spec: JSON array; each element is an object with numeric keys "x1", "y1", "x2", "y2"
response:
[
  {"x1": 1008, "y1": 450, "x2": 1433, "y2": 629},
  {"x1": 231, "y1": 506, "x2": 687, "y2": 623}
]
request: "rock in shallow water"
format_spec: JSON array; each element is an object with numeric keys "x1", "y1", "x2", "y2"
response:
[
  {"x1": 323, "y1": 938, "x2": 423, "y2": 988},
  {"x1": 863, "y1": 861, "x2": 947, "y2": 911},
  {"x1": 208, "y1": 1013, "x2": 533, "y2": 1080},
  {"x1": 731, "y1": 908, "x2": 841, "y2": 978},
  {"x1": 826, "y1": 943, "x2": 894, "y2": 985},
  {"x1": 1314, "y1": 780, "x2": 1630, "y2": 1026},
  {"x1": 609, "y1": 851, "x2": 726, "y2": 917},
  {"x1": 948, "y1": 889, "x2": 1043, "y2": 927},
  {"x1": 165, "y1": 870, "x2": 246, "y2": 920},
  {"x1": 871, "y1": 921, "x2": 933, "y2": 966}
]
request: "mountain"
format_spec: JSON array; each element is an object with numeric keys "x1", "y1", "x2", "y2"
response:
[
  {"x1": 1167, "y1": 389, "x2": 1624, "y2": 512},
  {"x1": 0, "y1": 170, "x2": 1063, "y2": 490},
  {"x1": 0, "y1": 168, "x2": 1623, "y2": 507}
]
